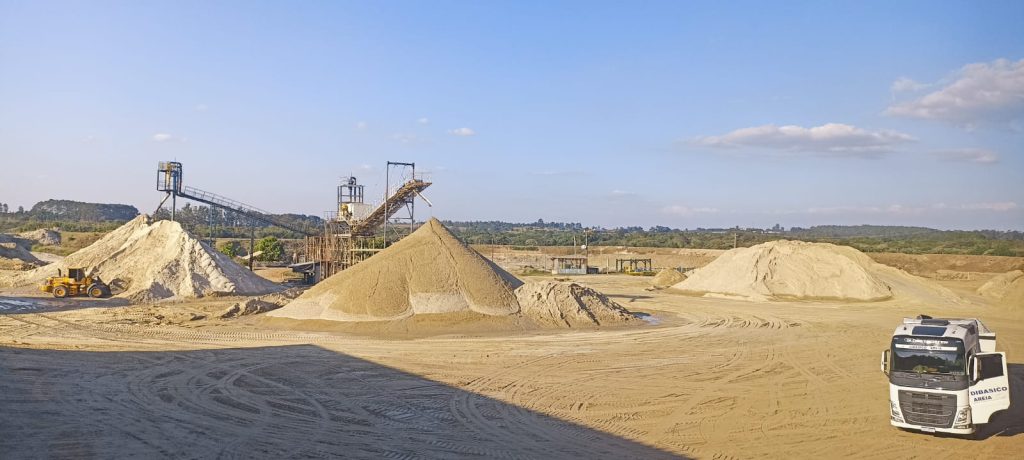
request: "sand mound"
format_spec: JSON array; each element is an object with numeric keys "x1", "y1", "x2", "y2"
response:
[
  {"x1": 0, "y1": 216, "x2": 280, "y2": 301},
  {"x1": 0, "y1": 234, "x2": 43, "y2": 269},
  {"x1": 515, "y1": 281, "x2": 635, "y2": 327},
  {"x1": 270, "y1": 218, "x2": 524, "y2": 321},
  {"x1": 651, "y1": 268, "x2": 686, "y2": 288},
  {"x1": 673, "y1": 240, "x2": 896, "y2": 301},
  {"x1": 18, "y1": 228, "x2": 61, "y2": 246},
  {"x1": 978, "y1": 270, "x2": 1024, "y2": 307}
]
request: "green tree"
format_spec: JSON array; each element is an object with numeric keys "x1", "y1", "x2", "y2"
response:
[
  {"x1": 218, "y1": 241, "x2": 238, "y2": 258},
  {"x1": 254, "y1": 236, "x2": 283, "y2": 261}
]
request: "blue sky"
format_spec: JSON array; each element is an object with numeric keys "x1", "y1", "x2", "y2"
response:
[{"x1": 1, "y1": 1, "x2": 1022, "y2": 230}]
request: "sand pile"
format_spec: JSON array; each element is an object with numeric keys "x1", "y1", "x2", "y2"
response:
[
  {"x1": 0, "y1": 234, "x2": 43, "y2": 269},
  {"x1": 515, "y1": 281, "x2": 635, "y2": 327},
  {"x1": 270, "y1": 218, "x2": 524, "y2": 321},
  {"x1": 270, "y1": 219, "x2": 637, "y2": 328},
  {"x1": 978, "y1": 270, "x2": 1024, "y2": 307},
  {"x1": 651, "y1": 268, "x2": 686, "y2": 288},
  {"x1": 0, "y1": 216, "x2": 279, "y2": 301},
  {"x1": 673, "y1": 240, "x2": 898, "y2": 301},
  {"x1": 19, "y1": 228, "x2": 61, "y2": 246}
]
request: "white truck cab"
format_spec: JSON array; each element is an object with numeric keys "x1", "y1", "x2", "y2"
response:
[{"x1": 881, "y1": 315, "x2": 1010, "y2": 435}]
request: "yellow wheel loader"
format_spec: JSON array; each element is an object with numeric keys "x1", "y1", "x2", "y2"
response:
[{"x1": 40, "y1": 268, "x2": 111, "y2": 298}]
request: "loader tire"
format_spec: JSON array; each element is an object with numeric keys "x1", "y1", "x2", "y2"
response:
[
  {"x1": 52, "y1": 286, "x2": 68, "y2": 298},
  {"x1": 88, "y1": 284, "x2": 105, "y2": 298}
]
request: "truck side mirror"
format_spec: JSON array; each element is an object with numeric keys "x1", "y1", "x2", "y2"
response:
[
  {"x1": 880, "y1": 350, "x2": 890, "y2": 375},
  {"x1": 970, "y1": 356, "x2": 978, "y2": 383}
]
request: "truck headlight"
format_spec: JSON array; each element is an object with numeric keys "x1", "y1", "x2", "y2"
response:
[
  {"x1": 891, "y1": 401, "x2": 904, "y2": 423},
  {"x1": 953, "y1": 406, "x2": 971, "y2": 429}
]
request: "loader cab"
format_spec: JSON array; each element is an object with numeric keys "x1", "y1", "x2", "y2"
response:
[{"x1": 68, "y1": 268, "x2": 85, "y2": 281}]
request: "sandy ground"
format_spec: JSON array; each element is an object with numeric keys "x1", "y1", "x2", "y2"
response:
[{"x1": 1, "y1": 273, "x2": 1022, "y2": 459}]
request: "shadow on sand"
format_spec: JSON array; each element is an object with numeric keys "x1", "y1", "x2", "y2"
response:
[
  {"x1": 0, "y1": 295, "x2": 132, "y2": 315},
  {"x1": 0, "y1": 345, "x2": 683, "y2": 459}
]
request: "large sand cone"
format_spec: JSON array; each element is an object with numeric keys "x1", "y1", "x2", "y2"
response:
[
  {"x1": 673, "y1": 240, "x2": 963, "y2": 304},
  {"x1": 978, "y1": 270, "x2": 1024, "y2": 307},
  {"x1": 0, "y1": 216, "x2": 280, "y2": 302},
  {"x1": 270, "y1": 218, "x2": 524, "y2": 321},
  {"x1": 673, "y1": 240, "x2": 895, "y2": 301}
]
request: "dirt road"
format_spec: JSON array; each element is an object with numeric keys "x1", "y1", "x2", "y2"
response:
[{"x1": 1, "y1": 275, "x2": 1022, "y2": 458}]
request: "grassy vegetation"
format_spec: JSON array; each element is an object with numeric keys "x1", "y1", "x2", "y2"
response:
[
  {"x1": 446, "y1": 222, "x2": 1024, "y2": 257},
  {"x1": 5, "y1": 210, "x2": 1022, "y2": 258}
]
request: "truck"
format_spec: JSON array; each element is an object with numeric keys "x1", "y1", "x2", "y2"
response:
[{"x1": 881, "y1": 315, "x2": 1010, "y2": 436}]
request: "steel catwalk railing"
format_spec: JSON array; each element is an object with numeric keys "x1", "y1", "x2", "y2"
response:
[{"x1": 175, "y1": 185, "x2": 315, "y2": 236}]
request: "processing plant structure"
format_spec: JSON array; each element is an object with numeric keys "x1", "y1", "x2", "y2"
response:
[{"x1": 157, "y1": 160, "x2": 431, "y2": 283}]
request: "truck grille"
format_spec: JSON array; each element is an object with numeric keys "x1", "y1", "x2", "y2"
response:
[{"x1": 898, "y1": 390, "x2": 956, "y2": 428}]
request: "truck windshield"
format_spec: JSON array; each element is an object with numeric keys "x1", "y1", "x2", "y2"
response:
[{"x1": 891, "y1": 336, "x2": 966, "y2": 375}]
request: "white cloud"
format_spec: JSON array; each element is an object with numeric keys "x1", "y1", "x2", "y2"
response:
[
  {"x1": 448, "y1": 127, "x2": 476, "y2": 137},
  {"x1": 195, "y1": 103, "x2": 209, "y2": 112},
  {"x1": 805, "y1": 205, "x2": 910, "y2": 215},
  {"x1": 886, "y1": 58, "x2": 1024, "y2": 125},
  {"x1": 891, "y1": 77, "x2": 929, "y2": 93},
  {"x1": 355, "y1": 121, "x2": 368, "y2": 131},
  {"x1": 607, "y1": 190, "x2": 638, "y2": 201},
  {"x1": 933, "y1": 148, "x2": 999, "y2": 164},
  {"x1": 393, "y1": 133, "x2": 422, "y2": 144},
  {"x1": 153, "y1": 133, "x2": 174, "y2": 142},
  {"x1": 802, "y1": 202, "x2": 1017, "y2": 215},
  {"x1": 694, "y1": 123, "x2": 914, "y2": 156},
  {"x1": 959, "y1": 202, "x2": 1017, "y2": 212},
  {"x1": 417, "y1": 117, "x2": 430, "y2": 125},
  {"x1": 662, "y1": 205, "x2": 719, "y2": 216}
]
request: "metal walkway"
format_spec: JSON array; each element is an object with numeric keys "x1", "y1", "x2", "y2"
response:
[
  {"x1": 349, "y1": 179, "x2": 431, "y2": 236},
  {"x1": 157, "y1": 161, "x2": 315, "y2": 236},
  {"x1": 175, "y1": 185, "x2": 315, "y2": 236}
]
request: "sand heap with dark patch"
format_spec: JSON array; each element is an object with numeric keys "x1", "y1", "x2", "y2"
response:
[
  {"x1": 0, "y1": 216, "x2": 280, "y2": 301},
  {"x1": 672, "y1": 240, "x2": 959, "y2": 303},
  {"x1": 515, "y1": 281, "x2": 635, "y2": 327},
  {"x1": 0, "y1": 234, "x2": 43, "y2": 269},
  {"x1": 978, "y1": 270, "x2": 1024, "y2": 307},
  {"x1": 270, "y1": 218, "x2": 524, "y2": 321},
  {"x1": 19, "y1": 228, "x2": 61, "y2": 246},
  {"x1": 270, "y1": 219, "x2": 637, "y2": 327},
  {"x1": 651, "y1": 268, "x2": 686, "y2": 288}
]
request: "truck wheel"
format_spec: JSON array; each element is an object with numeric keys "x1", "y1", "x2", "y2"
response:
[
  {"x1": 52, "y1": 286, "x2": 68, "y2": 298},
  {"x1": 88, "y1": 284, "x2": 104, "y2": 298}
]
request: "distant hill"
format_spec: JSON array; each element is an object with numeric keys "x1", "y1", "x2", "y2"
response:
[{"x1": 29, "y1": 199, "x2": 139, "y2": 221}]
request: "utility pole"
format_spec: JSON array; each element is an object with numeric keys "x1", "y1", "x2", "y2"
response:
[
  {"x1": 733, "y1": 232, "x2": 738, "y2": 249},
  {"x1": 249, "y1": 219, "x2": 255, "y2": 272}
]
